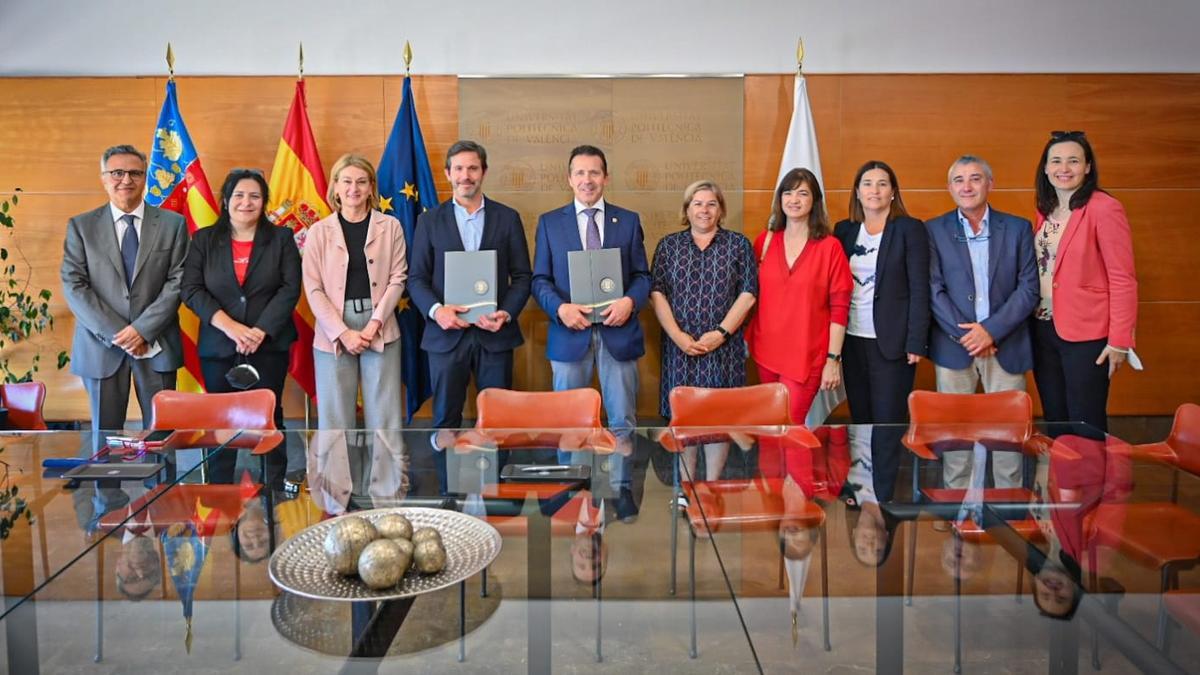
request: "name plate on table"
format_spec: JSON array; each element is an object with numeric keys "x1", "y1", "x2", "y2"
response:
[
  {"x1": 568, "y1": 249, "x2": 623, "y2": 324},
  {"x1": 445, "y1": 250, "x2": 497, "y2": 324}
]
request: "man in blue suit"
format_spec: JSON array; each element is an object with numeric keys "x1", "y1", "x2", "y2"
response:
[
  {"x1": 409, "y1": 140, "x2": 532, "y2": 429},
  {"x1": 927, "y1": 155, "x2": 1039, "y2": 488},
  {"x1": 532, "y1": 145, "x2": 651, "y2": 457}
]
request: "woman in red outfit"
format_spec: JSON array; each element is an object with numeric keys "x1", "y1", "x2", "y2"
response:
[{"x1": 747, "y1": 168, "x2": 852, "y2": 425}]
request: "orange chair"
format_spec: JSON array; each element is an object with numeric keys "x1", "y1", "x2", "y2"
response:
[
  {"x1": 904, "y1": 390, "x2": 1038, "y2": 673},
  {"x1": 475, "y1": 387, "x2": 602, "y2": 429},
  {"x1": 1116, "y1": 403, "x2": 1200, "y2": 501},
  {"x1": 1073, "y1": 404, "x2": 1200, "y2": 651},
  {"x1": 470, "y1": 387, "x2": 614, "y2": 452},
  {"x1": 150, "y1": 389, "x2": 283, "y2": 470},
  {"x1": 663, "y1": 383, "x2": 817, "y2": 592},
  {"x1": 663, "y1": 384, "x2": 826, "y2": 655},
  {"x1": 0, "y1": 381, "x2": 48, "y2": 430},
  {"x1": 1086, "y1": 501, "x2": 1200, "y2": 649}
]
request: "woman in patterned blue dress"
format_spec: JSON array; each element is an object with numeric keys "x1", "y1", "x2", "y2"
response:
[{"x1": 650, "y1": 180, "x2": 757, "y2": 480}]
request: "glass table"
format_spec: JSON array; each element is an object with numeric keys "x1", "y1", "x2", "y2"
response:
[{"x1": 0, "y1": 423, "x2": 1196, "y2": 673}]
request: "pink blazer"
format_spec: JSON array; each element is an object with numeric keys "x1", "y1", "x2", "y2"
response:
[
  {"x1": 1035, "y1": 191, "x2": 1138, "y2": 348},
  {"x1": 302, "y1": 210, "x2": 408, "y2": 354}
]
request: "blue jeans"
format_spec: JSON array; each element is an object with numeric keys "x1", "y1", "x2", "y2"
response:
[{"x1": 552, "y1": 327, "x2": 638, "y2": 491}]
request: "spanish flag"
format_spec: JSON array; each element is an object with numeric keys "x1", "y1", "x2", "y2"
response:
[
  {"x1": 267, "y1": 80, "x2": 329, "y2": 400},
  {"x1": 145, "y1": 79, "x2": 219, "y2": 393}
]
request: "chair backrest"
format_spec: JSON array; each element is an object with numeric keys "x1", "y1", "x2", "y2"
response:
[
  {"x1": 475, "y1": 388, "x2": 603, "y2": 429},
  {"x1": 667, "y1": 383, "x2": 792, "y2": 427},
  {"x1": 0, "y1": 381, "x2": 48, "y2": 430},
  {"x1": 1167, "y1": 403, "x2": 1200, "y2": 476},
  {"x1": 906, "y1": 390, "x2": 1033, "y2": 447},
  {"x1": 151, "y1": 390, "x2": 277, "y2": 431}
]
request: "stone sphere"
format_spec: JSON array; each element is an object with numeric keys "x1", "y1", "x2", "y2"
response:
[
  {"x1": 357, "y1": 539, "x2": 405, "y2": 590},
  {"x1": 374, "y1": 513, "x2": 414, "y2": 541},
  {"x1": 411, "y1": 526, "x2": 442, "y2": 546},
  {"x1": 323, "y1": 516, "x2": 378, "y2": 575},
  {"x1": 394, "y1": 538, "x2": 415, "y2": 572},
  {"x1": 413, "y1": 539, "x2": 447, "y2": 574}
]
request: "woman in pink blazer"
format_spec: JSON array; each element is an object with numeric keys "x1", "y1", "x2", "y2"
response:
[
  {"x1": 303, "y1": 154, "x2": 408, "y2": 432},
  {"x1": 1031, "y1": 131, "x2": 1137, "y2": 432}
]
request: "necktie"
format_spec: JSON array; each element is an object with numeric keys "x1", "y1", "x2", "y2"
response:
[
  {"x1": 584, "y1": 208, "x2": 601, "y2": 250},
  {"x1": 120, "y1": 214, "x2": 138, "y2": 288}
]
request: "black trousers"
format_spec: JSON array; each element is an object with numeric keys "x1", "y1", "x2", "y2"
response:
[
  {"x1": 843, "y1": 335, "x2": 916, "y2": 425},
  {"x1": 1031, "y1": 319, "x2": 1110, "y2": 433},
  {"x1": 427, "y1": 329, "x2": 514, "y2": 429},
  {"x1": 200, "y1": 350, "x2": 289, "y2": 488},
  {"x1": 843, "y1": 335, "x2": 915, "y2": 502}
]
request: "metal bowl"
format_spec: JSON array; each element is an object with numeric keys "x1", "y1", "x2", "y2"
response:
[{"x1": 268, "y1": 507, "x2": 501, "y2": 601}]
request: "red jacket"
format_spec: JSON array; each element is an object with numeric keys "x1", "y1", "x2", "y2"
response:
[{"x1": 1036, "y1": 192, "x2": 1138, "y2": 348}]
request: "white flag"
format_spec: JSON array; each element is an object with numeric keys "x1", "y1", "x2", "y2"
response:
[{"x1": 774, "y1": 74, "x2": 845, "y2": 428}]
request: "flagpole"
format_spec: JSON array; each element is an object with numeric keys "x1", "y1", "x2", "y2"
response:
[
  {"x1": 166, "y1": 43, "x2": 175, "y2": 83},
  {"x1": 298, "y1": 42, "x2": 304, "y2": 81},
  {"x1": 796, "y1": 36, "x2": 804, "y2": 75},
  {"x1": 403, "y1": 40, "x2": 413, "y2": 78}
]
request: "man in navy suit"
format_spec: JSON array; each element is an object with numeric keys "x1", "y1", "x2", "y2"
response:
[
  {"x1": 532, "y1": 145, "x2": 651, "y2": 458},
  {"x1": 926, "y1": 155, "x2": 1039, "y2": 488},
  {"x1": 409, "y1": 140, "x2": 532, "y2": 429}
]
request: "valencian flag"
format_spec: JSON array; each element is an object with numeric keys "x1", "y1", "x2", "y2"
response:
[
  {"x1": 145, "y1": 79, "x2": 220, "y2": 393},
  {"x1": 378, "y1": 76, "x2": 438, "y2": 422},
  {"x1": 267, "y1": 80, "x2": 330, "y2": 400}
]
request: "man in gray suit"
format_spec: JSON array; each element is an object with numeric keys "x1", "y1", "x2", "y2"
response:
[{"x1": 61, "y1": 145, "x2": 189, "y2": 439}]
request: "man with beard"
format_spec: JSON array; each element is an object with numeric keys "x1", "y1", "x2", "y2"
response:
[{"x1": 408, "y1": 140, "x2": 532, "y2": 429}]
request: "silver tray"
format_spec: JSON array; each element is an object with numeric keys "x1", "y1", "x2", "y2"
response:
[{"x1": 268, "y1": 507, "x2": 502, "y2": 601}]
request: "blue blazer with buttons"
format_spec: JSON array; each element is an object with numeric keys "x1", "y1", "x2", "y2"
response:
[
  {"x1": 925, "y1": 207, "x2": 1039, "y2": 374},
  {"x1": 408, "y1": 197, "x2": 532, "y2": 354},
  {"x1": 532, "y1": 202, "x2": 651, "y2": 362}
]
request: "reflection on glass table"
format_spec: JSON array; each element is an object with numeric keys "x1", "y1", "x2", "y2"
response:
[{"x1": 0, "y1": 428, "x2": 760, "y2": 673}]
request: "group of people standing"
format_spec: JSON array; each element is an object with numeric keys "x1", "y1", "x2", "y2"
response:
[{"x1": 61, "y1": 131, "x2": 1137, "y2": 489}]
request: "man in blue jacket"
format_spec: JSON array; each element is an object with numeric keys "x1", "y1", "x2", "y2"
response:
[
  {"x1": 408, "y1": 140, "x2": 532, "y2": 429},
  {"x1": 532, "y1": 145, "x2": 651, "y2": 460},
  {"x1": 927, "y1": 155, "x2": 1039, "y2": 489}
]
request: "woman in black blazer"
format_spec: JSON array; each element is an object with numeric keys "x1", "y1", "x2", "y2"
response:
[
  {"x1": 833, "y1": 160, "x2": 930, "y2": 427},
  {"x1": 182, "y1": 169, "x2": 301, "y2": 488}
]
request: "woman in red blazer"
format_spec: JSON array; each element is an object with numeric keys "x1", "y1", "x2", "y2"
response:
[
  {"x1": 1032, "y1": 131, "x2": 1138, "y2": 432},
  {"x1": 747, "y1": 168, "x2": 852, "y2": 425}
]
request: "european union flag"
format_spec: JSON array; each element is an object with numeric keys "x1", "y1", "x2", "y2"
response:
[{"x1": 378, "y1": 77, "x2": 438, "y2": 423}]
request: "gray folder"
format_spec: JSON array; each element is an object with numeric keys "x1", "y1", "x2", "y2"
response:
[
  {"x1": 445, "y1": 250, "x2": 497, "y2": 324},
  {"x1": 568, "y1": 249, "x2": 623, "y2": 324}
]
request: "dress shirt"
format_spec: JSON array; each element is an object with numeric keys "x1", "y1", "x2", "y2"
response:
[
  {"x1": 110, "y1": 201, "x2": 146, "y2": 246},
  {"x1": 575, "y1": 197, "x2": 606, "y2": 248},
  {"x1": 958, "y1": 207, "x2": 990, "y2": 322},
  {"x1": 453, "y1": 197, "x2": 486, "y2": 252}
]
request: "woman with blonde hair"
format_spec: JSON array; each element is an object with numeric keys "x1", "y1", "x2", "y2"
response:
[
  {"x1": 650, "y1": 180, "x2": 757, "y2": 480},
  {"x1": 302, "y1": 154, "x2": 408, "y2": 431}
]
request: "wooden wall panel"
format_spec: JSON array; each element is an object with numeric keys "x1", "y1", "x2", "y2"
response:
[{"x1": 2, "y1": 73, "x2": 1197, "y2": 421}]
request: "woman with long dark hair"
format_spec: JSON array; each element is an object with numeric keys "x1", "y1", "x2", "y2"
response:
[
  {"x1": 747, "y1": 167, "x2": 851, "y2": 425},
  {"x1": 1031, "y1": 131, "x2": 1137, "y2": 432},
  {"x1": 181, "y1": 168, "x2": 301, "y2": 487}
]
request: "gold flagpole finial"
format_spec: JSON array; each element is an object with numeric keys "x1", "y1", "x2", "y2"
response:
[
  {"x1": 166, "y1": 43, "x2": 175, "y2": 82},
  {"x1": 298, "y1": 42, "x2": 305, "y2": 81},
  {"x1": 796, "y1": 37, "x2": 805, "y2": 74},
  {"x1": 403, "y1": 40, "x2": 413, "y2": 77}
]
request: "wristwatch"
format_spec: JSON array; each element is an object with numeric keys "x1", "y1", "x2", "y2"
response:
[
  {"x1": 826, "y1": 352, "x2": 842, "y2": 363},
  {"x1": 716, "y1": 326, "x2": 731, "y2": 339}
]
